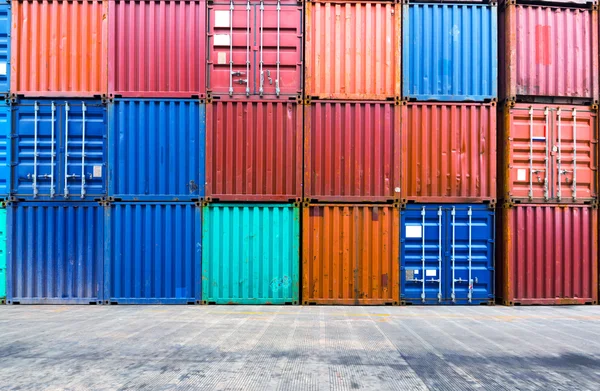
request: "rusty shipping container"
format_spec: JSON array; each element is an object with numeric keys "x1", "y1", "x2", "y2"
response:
[
  {"x1": 499, "y1": 3, "x2": 599, "y2": 103},
  {"x1": 305, "y1": 0, "x2": 401, "y2": 100},
  {"x1": 206, "y1": 0, "x2": 303, "y2": 100},
  {"x1": 108, "y1": 0, "x2": 206, "y2": 98},
  {"x1": 497, "y1": 204, "x2": 598, "y2": 305},
  {"x1": 11, "y1": 0, "x2": 108, "y2": 98},
  {"x1": 499, "y1": 103, "x2": 598, "y2": 204},
  {"x1": 304, "y1": 101, "x2": 401, "y2": 202},
  {"x1": 206, "y1": 100, "x2": 302, "y2": 202},
  {"x1": 401, "y1": 102, "x2": 497, "y2": 203},
  {"x1": 303, "y1": 204, "x2": 400, "y2": 305}
]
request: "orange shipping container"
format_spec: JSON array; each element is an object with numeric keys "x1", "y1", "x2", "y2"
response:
[
  {"x1": 305, "y1": 0, "x2": 401, "y2": 100},
  {"x1": 11, "y1": 0, "x2": 108, "y2": 98},
  {"x1": 303, "y1": 204, "x2": 400, "y2": 305}
]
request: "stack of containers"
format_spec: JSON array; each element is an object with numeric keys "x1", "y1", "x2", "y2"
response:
[
  {"x1": 202, "y1": 0, "x2": 303, "y2": 304},
  {"x1": 0, "y1": 0, "x2": 8, "y2": 304},
  {"x1": 5, "y1": 0, "x2": 108, "y2": 304},
  {"x1": 303, "y1": 0, "x2": 402, "y2": 305},
  {"x1": 400, "y1": 0, "x2": 497, "y2": 305},
  {"x1": 497, "y1": 0, "x2": 599, "y2": 305},
  {"x1": 104, "y1": 0, "x2": 205, "y2": 304}
]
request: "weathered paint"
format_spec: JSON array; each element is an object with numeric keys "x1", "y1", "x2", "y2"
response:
[
  {"x1": 497, "y1": 205, "x2": 598, "y2": 305},
  {"x1": 401, "y1": 102, "x2": 496, "y2": 203},
  {"x1": 7, "y1": 202, "x2": 104, "y2": 304},
  {"x1": 108, "y1": 0, "x2": 206, "y2": 98},
  {"x1": 303, "y1": 204, "x2": 400, "y2": 305},
  {"x1": 305, "y1": 0, "x2": 401, "y2": 100},
  {"x1": 499, "y1": 103, "x2": 597, "y2": 204},
  {"x1": 11, "y1": 0, "x2": 108, "y2": 97},
  {"x1": 499, "y1": 4, "x2": 599, "y2": 102},
  {"x1": 206, "y1": 0, "x2": 302, "y2": 100},
  {"x1": 108, "y1": 99, "x2": 205, "y2": 201},
  {"x1": 0, "y1": 101, "x2": 10, "y2": 198},
  {"x1": 206, "y1": 100, "x2": 302, "y2": 201},
  {"x1": 202, "y1": 203, "x2": 300, "y2": 305},
  {"x1": 304, "y1": 101, "x2": 401, "y2": 202},
  {"x1": 0, "y1": 5, "x2": 10, "y2": 94},
  {"x1": 12, "y1": 100, "x2": 108, "y2": 201},
  {"x1": 401, "y1": 204, "x2": 495, "y2": 305},
  {"x1": 0, "y1": 208, "x2": 5, "y2": 302},
  {"x1": 105, "y1": 203, "x2": 201, "y2": 305},
  {"x1": 403, "y1": 3, "x2": 497, "y2": 101}
]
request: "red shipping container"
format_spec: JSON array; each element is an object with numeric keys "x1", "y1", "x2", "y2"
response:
[
  {"x1": 11, "y1": 0, "x2": 108, "y2": 98},
  {"x1": 205, "y1": 100, "x2": 302, "y2": 201},
  {"x1": 401, "y1": 102, "x2": 497, "y2": 204},
  {"x1": 497, "y1": 204, "x2": 598, "y2": 305},
  {"x1": 499, "y1": 103, "x2": 598, "y2": 204},
  {"x1": 499, "y1": 3, "x2": 599, "y2": 102},
  {"x1": 108, "y1": 0, "x2": 206, "y2": 98},
  {"x1": 206, "y1": 0, "x2": 302, "y2": 100},
  {"x1": 304, "y1": 101, "x2": 401, "y2": 203}
]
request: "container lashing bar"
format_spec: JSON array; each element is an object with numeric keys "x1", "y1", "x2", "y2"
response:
[
  {"x1": 229, "y1": 0, "x2": 234, "y2": 96},
  {"x1": 245, "y1": 0, "x2": 250, "y2": 97},
  {"x1": 32, "y1": 102, "x2": 39, "y2": 198},
  {"x1": 275, "y1": 0, "x2": 280, "y2": 97},
  {"x1": 80, "y1": 102, "x2": 86, "y2": 199},
  {"x1": 259, "y1": 0, "x2": 264, "y2": 96},
  {"x1": 572, "y1": 108, "x2": 577, "y2": 201}
]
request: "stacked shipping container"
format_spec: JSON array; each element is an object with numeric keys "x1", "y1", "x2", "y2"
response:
[{"x1": 497, "y1": 0, "x2": 599, "y2": 305}]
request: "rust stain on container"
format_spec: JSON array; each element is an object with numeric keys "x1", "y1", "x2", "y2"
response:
[
  {"x1": 206, "y1": 100, "x2": 302, "y2": 202},
  {"x1": 305, "y1": 0, "x2": 401, "y2": 100},
  {"x1": 108, "y1": 0, "x2": 206, "y2": 98},
  {"x1": 499, "y1": 103, "x2": 597, "y2": 204},
  {"x1": 304, "y1": 101, "x2": 401, "y2": 202},
  {"x1": 497, "y1": 205, "x2": 598, "y2": 306},
  {"x1": 11, "y1": 0, "x2": 108, "y2": 97},
  {"x1": 401, "y1": 102, "x2": 497, "y2": 203},
  {"x1": 302, "y1": 204, "x2": 400, "y2": 305},
  {"x1": 500, "y1": 4, "x2": 599, "y2": 102}
]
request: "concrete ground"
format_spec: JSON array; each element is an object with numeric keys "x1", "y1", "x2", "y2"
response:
[{"x1": 0, "y1": 306, "x2": 600, "y2": 390}]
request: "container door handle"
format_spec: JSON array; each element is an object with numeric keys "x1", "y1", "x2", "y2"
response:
[
  {"x1": 245, "y1": 0, "x2": 250, "y2": 97},
  {"x1": 259, "y1": 0, "x2": 264, "y2": 96},
  {"x1": 80, "y1": 102, "x2": 86, "y2": 199},
  {"x1": 64, "y1": 102, "x2": 70, "y2": 198},
  {"x1": 557, "y1": 108, "x2": 562, "y2": 201},
  {"x1": 32, "y1": 101, "x2": 39, "y2": 198},
  {"x1": 572, "y1": 108, "x2": 577, "y2": 202}
]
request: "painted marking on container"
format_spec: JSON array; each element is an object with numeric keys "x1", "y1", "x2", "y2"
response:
[
  {"x1": 517, "y1": 169, "x2": 527, "y2": 181},
  {"x1": 535, "y1": 25, "x2": 551, "y2": 66},
  {"x1": 217, "y1": 52, "x2": 227, "y2": 64},
  {"x1": 426, "y1": 269, "x2": 436, "y2": 277},
  {"x1": 406, "y1": 225, "x2": 422, "y2": 238},
  {"x1": 214, "y1": 34, "x2": 231, "y2": 47},
  {"x1": 93, "y1": 165, "x2": 102, "y2": 178},
  {"x1": 394, "y1": 187, "x2": 400, "y2": 193},
  {"x1": 0, "y1": 63, "x2": 6, "y2": 76},
  {"x1": 215, "y1": 10, "x2": 230, "y2": 27}
]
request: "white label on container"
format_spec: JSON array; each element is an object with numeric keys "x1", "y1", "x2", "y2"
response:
[
  {"x1": 215, "y1": 10, "x2": 230, "y2": 27},
  {"x1": 0, "y1": 63, "x2": 6, "y2": 76},
  {"x1": 406, "y1": 225, "x2": 422, "y2": 238},
  {"x1": 394, "y1": 187, "x2": 401, "y2": 193},
  {"x1": 214, "y1": 34, "x2": 231, "y2": 47},
  {"x1": 426, "y1": 269, "x2": 437, "y2": 277},
  {"x1": 517, "y1": 169, "x2": 527, "y2": 181},
  {"x1": 93, "y1": 165, "x2": 102, "y2": 178},
  {"x1": 217, "y1": 52, "x2": 227, "y2": 65},
  {"x1": 414, "y1": 269, "x2": 419, "y2": 275}
]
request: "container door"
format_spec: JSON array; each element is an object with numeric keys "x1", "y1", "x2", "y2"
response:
[
  {"x1": 444, "y1": 205, "x2": 494, "y2": 305},
  {"x1": 401, "y1": 205, "x2": 444, "y2": 304}
]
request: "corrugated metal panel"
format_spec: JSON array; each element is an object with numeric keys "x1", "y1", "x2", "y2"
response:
[
  {"x1": 11, "y1": 0, "x2": 108, "y2": 97},
  {"x1": 202, "y1": 203, "x2": 300, "y2": 304},
  {"x1": 0, "y1": 101, "x2": 10, "y2": 198},
  {"x1": 0, "y1": 208, "x2": 5, "y2": 302},
  {"x1": 206, "y1": 0, "x2": 303, "y2": 100},
  {"x1": 401, "y1": 102, "x2": 497, "y2": 203},
  {"x1": 499, "y1": 103, "x2": 597, "y2": 204},
  {"x1": 401, "y1": 204, "x2": 494, "y2": 305},
  {"x1": 304, "y1": 101, "x2": 401, "y2": 202},
  {"x1": 108, "y1": 99, "x2": 205, "y2": 201},
  {"x1": 12, "y1": 100, "x2": 108, "y2": 200},
  {"x1": 0, "y1": 5, "x2": 10, "y2": 94},
  {"x1": 303, "y1": 204, "x2": 400, "y2": 305},
  {"x1": 7, "y1": 202, "x2": 104, "y2": 304},
  {"x1": 403, "y1": 3, "x2": 497, "y2": 101},
  {"x1": 105, "y1": 203, "x2": 201, "y2": 304},
  {"x1": 499, "y1": 4, "x2": 599, "y2": 102},
  {"x1": 497, "y1": 205, "x2": 598, "y2": 305},
  {"x1": 108, "y1": 0, "x2": 206, "y2": 98},
  {"x1": 305, "y1": 1, "x2": 401, "y2": 100},
  {"x1": 206, "y1": 100, "x2": 302, "y2": 201}
]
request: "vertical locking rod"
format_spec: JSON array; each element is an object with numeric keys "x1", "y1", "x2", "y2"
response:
[
  {"x1": 275, "y1": 0, "x2": 281, "y2": 96},
  {"x1": 528, "y1": 106, "x2": 534, "y2": 200},
  {"x1": 50, "y1": 102, "x2": 56, "y2": 198},
  {"x1": 451, "y1": 207, "x2": 456, "y2": 302},
  {"x1": 437, "y1": 207, "x2": 442, "y2": 303},
  {"x1": 80, "y1": 102, "x2": 86, "y2": 198},
  {"x1": 421, "y1": 206, "x2": 426, "y2": 303},
  {"x1": 467, "y1": 207, "x2": 473, "y2": 304},
  {"x1": 259, "y1": 0, "x2": 264, "y2": 96},
  {"x1": 246, "y1": 0, "x2": 250, "y2": 96},
  {"x1": 64, "y1": 102, "x2": 70, "y2": 198},
  {"x1": 33, "y1": 102, "x2": 39, "y2": 198},
  {"x1": 572, "y1": 108, "x2": 577, "y2": 201},
  {"x1": 544, "y1": 107, "x2": 549, "y2": 201},
  {"x1": 229, "y1": 0, "x2": 234, "y2": 96},
  {"x1": 557, "y1": 108, "x2": 562, "y2": 201}
]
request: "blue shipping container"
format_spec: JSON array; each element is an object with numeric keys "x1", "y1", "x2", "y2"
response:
[
  {"x1": 403, "y1": 3, "x2": 497, "y2": 101},
  {"x1": 0, "y1": 101, "x2": 10, "y2": 197},
  {"x1": 12, "y1": 100, "x2": 107, "y2": 200},
  {"x1": 7, "y1": 202, "x2": 104, "y2": 304},
  {"x1": 401, "y1": 204, "x2": 494, "y2": 305},
  {"x1": 108, "y1": 99, "x2": 205, "y2": 201},
  {"x1": 0, "y1": 5, "x2": 9, "y2": 94},
  {"x1": 105, "y1": 202, "x2": 201, "y2": 304}
]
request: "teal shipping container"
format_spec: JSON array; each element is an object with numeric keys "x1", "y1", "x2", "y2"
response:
[
  {"x1": 0, "y1": 208, "x2": 5, "y2": 303},
  {"x1": 202, "y1": 203, "x2": 300, "y2": 305}
]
